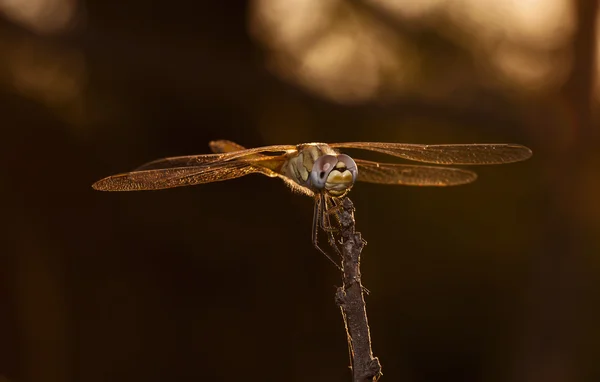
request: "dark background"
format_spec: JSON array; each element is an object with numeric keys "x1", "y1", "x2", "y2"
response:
[{"x1": 1, "y1": 1, "x2": 599, "y2": 381}]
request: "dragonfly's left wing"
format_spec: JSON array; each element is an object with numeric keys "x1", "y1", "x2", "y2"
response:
[
  {"x1": 92, "y1": 159, "x2": 280, "y2": 191},
  {"x1": 331, "y1": 142, "x2": 532, "y2": 165},
  {"x1": 355, "y1": 159, "x2": 477, "y2": 186}
]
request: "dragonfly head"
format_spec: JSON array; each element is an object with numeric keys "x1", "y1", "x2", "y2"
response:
[{"x1": 309, "y1": 154, "x2": 358, "y2": 197}]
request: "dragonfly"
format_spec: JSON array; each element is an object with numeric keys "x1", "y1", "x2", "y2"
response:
[{"x1": 93, "y1": 139, "x2": 532, "y2": 267}]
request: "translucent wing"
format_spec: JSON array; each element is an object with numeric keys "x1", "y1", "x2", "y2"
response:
[
  {"x1": 330, "y1": 142, "x2": 532, "y2": 165},
  {"x1": 92, "y1": 159, "x2": 280, "y2": 191},
  {"x1": 209, "y1": 140, "x2": 248, "y2": 153},
  {"x1": 355, "y1": 159, "x2": 477, "y2": 186},
  {"x1": 135, "y1": 144, "x2": 296, "y2": 171},
  {"x1": 135, "y1": 153, "x2": 228, "y2": 171}
]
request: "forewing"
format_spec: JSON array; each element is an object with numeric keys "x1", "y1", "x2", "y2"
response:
[
  {"x1": 93, "y1": 160, "x2": 279, "y2": 191},
  {"x1": 209, "y1": 140, "x2": 248, "y2": 153},
  {"x1": 135, "y1": 153, "x2": 227, "y2": 171},
  {"x1": 135, "y1": 144, "x2": 296, "y2": 171},
  {"x1": 355, "y1": 159, "x2": 478, "y2": 186},
  {"x1": 331, "y1": 142, "x2": 532, "y2": 165}
]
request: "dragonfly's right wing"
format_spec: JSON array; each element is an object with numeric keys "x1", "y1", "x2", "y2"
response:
[
  {"x1": 355, "y1": 159, "x2": 478, "y2": 186},
  {"x1": 135, "y1": 144, "x2": 295, "y2": 171},
  {"x1": 209, "y1": 140, "x2": 248, "y2": 154},
  {"x1": 93, "y1": 159, "x2": 281, "y2": 191}
]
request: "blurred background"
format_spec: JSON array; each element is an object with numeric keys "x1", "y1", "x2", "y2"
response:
[{"x1": 1, "y1": 0, "x2": 599, "y2": 381}]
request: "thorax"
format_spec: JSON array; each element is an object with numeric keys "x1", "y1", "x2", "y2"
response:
[{"x1": 281, "y1": 143, "x2": 338, "y2": 187}]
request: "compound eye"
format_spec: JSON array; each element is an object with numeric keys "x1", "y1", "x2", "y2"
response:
[{"x1": 309, "y1": 155, "x2": 338, "y2": 189}]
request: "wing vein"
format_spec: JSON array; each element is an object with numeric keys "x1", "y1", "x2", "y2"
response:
[
  {"x1": 355, "y1": 159, "x2": 477, "y2": 186},
  {"x1": 331, "y1": 142, "x2": 532, "y2": 164}
]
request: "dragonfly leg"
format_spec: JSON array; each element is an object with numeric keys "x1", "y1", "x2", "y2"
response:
[
  {"x1": 321, "y1": 194, "x2": 343, "y2": 257},
  {"x1": 324, "y1": 200, "x2": 344, "y2": 216},
  {"x1": 319, "y1": 214, "x2": 339, "y2": 233},
  {"x1": 320, "y1": 195, "x2": 343, "y2": 233},
  {"x1": 313, "y1": 196, "x2": 342, "y2": 271}
]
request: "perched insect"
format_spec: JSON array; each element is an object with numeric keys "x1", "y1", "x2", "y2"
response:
[{"x1": 93, "y1": 140, "x2": 532, "y2": 265}]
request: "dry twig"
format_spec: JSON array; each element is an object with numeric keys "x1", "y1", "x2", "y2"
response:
[{"x1": 334, "y1": 198, "x2": 382, "y2": 382}]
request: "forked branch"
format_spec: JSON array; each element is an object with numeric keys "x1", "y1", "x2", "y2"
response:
[{"x1": 335, "y1": 198, "x2": 382, "y2": 382}]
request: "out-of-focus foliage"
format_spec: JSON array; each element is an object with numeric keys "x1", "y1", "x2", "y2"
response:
[
  {"x1": 249, "y1": 0, "x2": 575, "y2": 103},
  {"x1": 0, "y1": 0, "x2": 79, "y2": 34},
  {"x1": 1, "y1": 1, "x2": 599, "y2": 382}
]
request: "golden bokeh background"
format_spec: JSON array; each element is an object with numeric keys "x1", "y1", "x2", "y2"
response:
[{"x1": 1, "y1": 1, "x2": 599, "y2": 381}]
